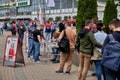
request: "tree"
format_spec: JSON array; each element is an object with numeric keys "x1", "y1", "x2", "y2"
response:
[
  {"x1": 48, "y1": 17, "x2": 53, "y2": 22},
  {"x1": 73, "y1": 16, "x2": 77, "y2": 19},
  {"x1": 103, "y1": 0, "x2": 117, "y2": 33},
  {"x1": 64, "y1": 16, "x2": 68, "y2": 20},
  {"x1": 76, "y1": 0, "x2": 97, "y2": 32},
  {"x1": 68, "y1": 16, "x2": 71, "y2": 19},
  {"x1": 55, "y1": 16, "x2": 62, "y2": 22}
]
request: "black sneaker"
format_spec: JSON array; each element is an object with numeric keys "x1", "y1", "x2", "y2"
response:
[
  {"x1": 92, "y1": 73, "x2": 96, "y2": 76},
  {"x1": 65, "y1": 71, "x2": 70, "y2": 75},
  {"x1": 55, "y1": 70, "x2": 64, "y2": 74},
  {"x1": 50, "y1": 58, "x2": 56, "y2": 61},
  {"x1": 52, "y1": 60, "x2": 59, "y2": 63}
]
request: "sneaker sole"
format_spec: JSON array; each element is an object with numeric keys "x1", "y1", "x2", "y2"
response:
[
  {"x1": 55, "y1": 72, "x2": 64, "y2": 74},
  {"x1": 66, "y1": 73, "x2": 70, "y2": 75},
  {"x1": 60, "y1": 73, "x2": 64, "y2": 74}
]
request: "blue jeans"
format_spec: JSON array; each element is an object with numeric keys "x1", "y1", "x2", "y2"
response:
[
  {"x1": 56, "y1": 49, "x2": 60, "y2": 61},
  {"x1": 0, "y1": 28, "x2": 2, "y2": 35},
  {"x1": 52, "y1": 47, "x2": 56, "y2": 54},
  {"x1": 19, "y1": 33, "x2": 24, "y2": 43},
  {"x1": 0, "y1": 28, "x2": 3, "y2": 35},
  {"x1": 103, "y1": 66, "x2": 120, "y2": 80},
  {"x1": 93, "y1": 60, "x2": 101, "y2": 80},
  {"x1": 46, "y1": 32, "x2": 51, "y2": 42},
  {"x1": 28, "y1": 38, "x2": 34, "y2": 58},
  {"x1": 34, "y1": 41, "x2": 40, "y2": 62},
  {"x1": 51, "y1": 47, "x2": 60, "y2": 61}
]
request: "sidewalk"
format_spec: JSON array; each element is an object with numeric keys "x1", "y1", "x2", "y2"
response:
[{"x1": 0, "y1": 31, "x2": 97, "y2": 80}]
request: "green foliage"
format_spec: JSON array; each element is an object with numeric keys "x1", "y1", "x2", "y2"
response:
[
  {"x1": 103, "y1": 0, "x2": 117, "y2": 33},
  {"x1": 64, "y1": 16, "x2": 71, "y2": 20},
  {"x1": 68, "y1": 16, "x2": 71, "y2": 19},
  {"x1": 76, "y1": 0, "x2": 97, "y2": 32},
  {"x1": 55, "y1": 16, "x2": 62, "y2": 22},
  {"x1": 64, "y1": 16, "x2": 68, "y2": 20},
  {"x1": 48, "y1": 17, "x2": 53, "y2": 21},
  {"x1": 73, "y1": 16, "x2": 77, "y2": 19}
]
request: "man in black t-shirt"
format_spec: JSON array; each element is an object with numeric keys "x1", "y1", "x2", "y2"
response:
[{"x1": 33, "y1": 24, "x2": 43, "y2": 62}]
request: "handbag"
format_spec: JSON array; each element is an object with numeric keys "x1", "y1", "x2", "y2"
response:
[{"x1": 58, "y1": 30, "x2": 70, "y2": 53}]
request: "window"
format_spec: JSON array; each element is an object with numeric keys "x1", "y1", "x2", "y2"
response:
[
  {"x1": 74, "y1": 0, "x2": 78, "y2": 8},
  {"x1": 61, "y1": 0, "x2": 72, "y2": 9},
  {"x1": 31, "y1": 0, "x2": 40, "y2": 5},
  {"x1": 54, "y1": 0, "x2": 60, "y2": 9}
]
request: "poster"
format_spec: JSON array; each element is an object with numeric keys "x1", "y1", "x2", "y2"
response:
[
  {"x1": 5, "y1": 36, "x2": 18, "y2": 62},
  {"x1": 3, "y1": 35, "x2": 25, "y2": 67}
]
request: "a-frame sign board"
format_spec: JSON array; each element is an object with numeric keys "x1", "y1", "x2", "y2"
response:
[{"x1": 3, "y1": 35, "x2": 25, "y2": 68}]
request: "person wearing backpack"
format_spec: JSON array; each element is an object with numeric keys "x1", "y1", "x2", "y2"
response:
[
  {"x1": 55, "y1": 21, "x2": 76, "y2": 75},
  {"x1": 76, "y1": 20, "x2": 102, "y2": 80},
  {"x1": 102, "y1": 19, "x2": 120, "y2": 80}
]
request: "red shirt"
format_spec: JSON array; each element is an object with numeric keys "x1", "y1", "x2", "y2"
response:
[
  {"x1": 9, "y1": 48, "x2": 14, "y2": 59},
  {"x1": 12, "y1": 24, "x2": 17, "y2": 31},
  {"x1": 45, "y1": 23, "x2": 51, "y2": 28}
]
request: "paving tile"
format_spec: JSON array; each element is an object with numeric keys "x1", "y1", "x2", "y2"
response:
[{"x1": 0, "y1": 31, "x2": 97, "y2": 80}]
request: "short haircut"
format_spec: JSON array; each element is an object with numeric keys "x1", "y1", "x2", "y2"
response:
[
  {"x1": 92, "y1": 18, "x2": 98, "y2": 24},
  {"x1": 11, "y1": 21, "x2": 15, "y2": 24},
  {"x1": 109, "y1": 19, "x2": 120, "y2": 28},
  {"x1": 97, "y1": 22, "x2": 103, "y2": 31},
  {"x1": 40, "y1": 24, "x2": 44, "y2": 28},
  {"x1": 85, "y1": 20, "x2": 92, "y2": 26},
  {"x1": 53, "y1": 32, "x2": 60, "y2": 38},
  {"x1": 28, "y1": 19, "x2": 33, "y2": 22},
  {"x1": 65, "y1": 21, "x2": 71, "y2": 27}
]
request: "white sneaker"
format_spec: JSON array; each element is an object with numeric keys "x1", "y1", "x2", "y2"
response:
[
  {"x1": 35, "y1": 61, "x2": 40, "y2": 63},
  {"x1": 48, "y1": 41, "x2": 51, "y2": 42},
  {"x1": 28, "y1": 58, "x2": 31, "y2": 61}
]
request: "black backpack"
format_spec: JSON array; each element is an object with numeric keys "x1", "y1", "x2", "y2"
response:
[{"x1": 58, "y1": 30, "x2": 70, "y2": 53}]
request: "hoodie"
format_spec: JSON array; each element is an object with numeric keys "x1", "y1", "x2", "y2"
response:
[
  {"x1": 78, "y1": 28, "x2": 102, "y2": 56},
  {"x1": 79, "y1": 28, "x2": 90, "y2": 38}
]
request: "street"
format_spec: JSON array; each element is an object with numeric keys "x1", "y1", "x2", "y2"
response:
[{"x1": 0, "y1": 31, "x2": 97, "y2": 80}]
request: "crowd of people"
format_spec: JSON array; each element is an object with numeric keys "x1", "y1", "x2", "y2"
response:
[
  {"x1": 76, "y1": 19, "x2": 120, "y2": 80},
  {"x1": 0, "y1": 17, "x2": 120, "y2": 80}
]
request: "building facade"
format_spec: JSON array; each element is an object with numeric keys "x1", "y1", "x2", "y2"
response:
[{"x1": 0, "y1": 0, "x2": 119, "y2": 20}]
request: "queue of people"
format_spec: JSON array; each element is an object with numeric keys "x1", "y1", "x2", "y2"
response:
[
  {"x1": 1, "y1": 18, "x2": 120, "y2": 80},
  {"x1": 76, "y1": 19, "x2": 120, "y2": 80}
]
